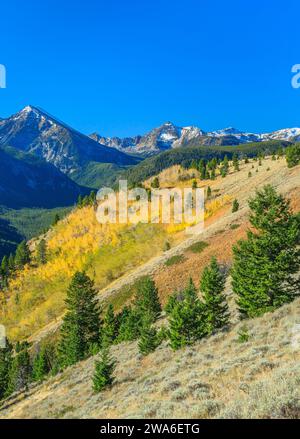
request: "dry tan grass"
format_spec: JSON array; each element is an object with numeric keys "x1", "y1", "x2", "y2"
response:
[{"x1": 1, "y1": 297, "x2": 299, "y2": 419}]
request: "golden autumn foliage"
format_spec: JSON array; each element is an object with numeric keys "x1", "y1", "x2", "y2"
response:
[{"x1": 0, "y1": 183, "x2": 230, "y2": 341}]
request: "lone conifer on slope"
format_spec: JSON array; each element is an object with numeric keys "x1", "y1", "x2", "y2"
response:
[
  {"x1": 232, "y1": 185, "x2": 300, "y2": 318},
  {"x1": 134, "y1": 276, "x2": 161, "y2": 323},
  {"x1": 36, "y1": 239, "x2": 47, "y2": 265},
  {"x1": 200, "y1": 257, "x2": 229, "y2": 333},
  {"x1": 58, "y1": 272, "x2": 101, "y2": 368},
  {"x1": 93, "y1": 346, "x2": 115, "y2": 393}
]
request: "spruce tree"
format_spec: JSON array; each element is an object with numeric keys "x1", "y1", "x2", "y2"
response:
[
  {"x1": 14, "y1": 241, "x2": 30, "y2": 269},
  {"x1": 232, "y1": 185, "x2": 300, "y2": 318},
  {"x1": 200, "y1": 257, "x2": 229, "y2": 333},
  {"x1": 8, "y1": 253, "x2": 15, "y2": 272},
  {"x1": 0, "y1": 339, "x2": 13, "y2": 400},
  {"x1": 134, "y1": 277, "x2": 161, "y2": 324},
  {"x1": 6, "y1": 343, "x2": 31, "y2": 395},
  {"x1": 220, "y1": 155, "x2": 229, "y2": 177},
  {"x1": 92, "y1": 346, "x2": 115, "y2": 393},
  {"x1": 286, "y1": 144, "x2": 300, "y2": 168},
  {"x1": 1, "y1": 256, "x2": 9, "y2": 277},
  {"x1": 58, "y1": 272, "x2": 101, "y2": 368},
  {"x1": 32, "y1": 346, "x2": 49, "y2": 382},
  {"x1": 116, "y1": 307, "x2": 140, "y2": 342},
  {"x1": 52, "y1": 214, "x2": 60, "y2": 226},
  {"x1": 207, "y1": 186, "x2": 212, "y2": 198},
  {"x1": 36, "y1": 239, "x2": 47, "y2": 265},
  {"x1": 138, "y1": 318, "x2": 158, "y2": 356},
  {"x1": 168, "y1": 279, "x2": 207, "y2": 350},
  {"x1": 232, "y1": 199, "x2": 239, "y2": 213},
  {"x1": 101, "y1": 304, "x2": 117, "y2": 347},
  {"x1": 233, "y1": 153, "x2": 240, "y2": 171}
]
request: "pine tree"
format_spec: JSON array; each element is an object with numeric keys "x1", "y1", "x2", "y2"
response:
[
  {"x1": 1, "y1": 256, "x2": 9, "y2": 277},
  {"x1": 151, "y1": 177, "x2": 160, "y2": 189},
  {"x1": 32, "y1": 346, "x2": 49, "y2": 382},
  {"x1": 6, "y1": 343, "x2": 32, "y2": 395},
  {"x1": 89, "y1": 190, "x2": 96, "y2": 205},
  {"x1": 14, "y1": 241, "x2": 30, "y2": 269},
  {"x1": 52, "y1": 213, "x2": 60, "y2": 226},
  {"x1": 0, "y1": 339, "x2": 13, "y2": 400},
  {"x1": 134, "y1": 277, "x2": 161, "y2": 324},
  {"x1": 138, "y1": 318, "x2": 158, "y2": 356},
  {"x1": 77, "y1": 195, "x2": 83, "y2": 207},
  {"x1": 233, "y1": 153, "x2": 240, "y2": 171},
  {"x1": 101, "y1": 304, "x2": 117, "y2": 347},
  {"x1": 168, "y1": 279, "x2": 207, "y2": 350},
  {"x1": 200, "y1": 257, "x2": 229, "y2": 333},
  {"x1": 92, "y1": 346, "x2": 115, "y2": 393},
  {"x1": 207, "y1": 186, "x2": 212, "y2": 198},
  {"x1": 192, "y1": 179, "x2": 197, "y2": 189},
  {"x1": 58, "y1": 272, "x2": 102, "y2": 368},
  {"x1": 286, "y1": 144, "x2": 300, "y2": 168},
  {"x1": 116, "y1": 307, "x2": 140, "y2": 342},
  {"x1": 232, "y1": 185, "x2": 300, "y2": 318},
  {"x1": 8, "y1": 253, "x2": 15, "y2": 272},
  {"x1": 199, "y1": 159, "x2": 206, "y2": 180},
  {"x1": 220, "y1": 155, "x2": 229, "y2": 177},
  {"x1": 232, "y1": 199, "x2": 239, "y2": 213},
  {"x1": 36, "y1": 239, "x2": 47, "y2": 265}
]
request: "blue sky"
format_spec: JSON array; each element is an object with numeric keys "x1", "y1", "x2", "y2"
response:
[{"x1": 0, "y1": 0, "x2": 299, "y2": 137}]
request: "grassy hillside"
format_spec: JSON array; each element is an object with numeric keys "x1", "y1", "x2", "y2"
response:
[
  {"x1": 1, "y1": 154, "x2": 299, "y2": 344},
  {"x1": 1, "y1": 297, "x2": 299, "y2": 419},
  {"x1": 123, "y1": 140, "x2": 290, "y2": 186},
  {"x1": 0, "y1": 155, "x2": 299, "y2": 419}
]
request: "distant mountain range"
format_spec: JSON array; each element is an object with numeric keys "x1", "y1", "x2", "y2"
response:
[
  {"x1": 0, "y1": 106, "x2": 136, "y2": 175},
  {"x1": 90, "y1": 122, "x2": 300, "y2": 154}
]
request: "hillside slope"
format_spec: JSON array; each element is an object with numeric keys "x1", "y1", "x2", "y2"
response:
[
  {"x1": 0, "y1": 156, "x2": 299, "y2": 419},
  {"x1": 1, "y1": 297, "x2": 299, "y2": 419},
  {"x1": 0, "y1": 145, "x2": 87, "y2": 208}
]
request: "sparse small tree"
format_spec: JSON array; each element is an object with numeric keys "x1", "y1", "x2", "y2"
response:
[
  {"x1": 92, "y1": 346, "x2": 115, "y2": 393},
  {"x1": 36, "y1": 239, "x2": 47, "y2": 265},
  {"x1": 232, "y1": 199, "x2": 239, "y2": 213}
]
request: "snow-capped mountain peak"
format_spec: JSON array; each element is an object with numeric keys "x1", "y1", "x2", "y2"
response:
[{"x1": 91, "y1": 122, "x2": 300, "y2": 154}]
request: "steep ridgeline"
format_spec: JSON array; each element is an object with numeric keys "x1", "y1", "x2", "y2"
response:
[
  {"x1": 91, "y1": 121, "x2": 300, "y2": 155},
  {"x1": 0, "y1": 145, "x2": 88, "y2": 208},
  {"x1": 0, "y1": 106, "x2": 136, "y2": 175}
]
